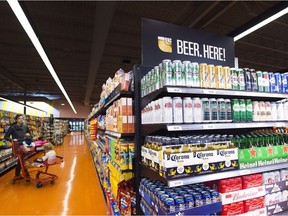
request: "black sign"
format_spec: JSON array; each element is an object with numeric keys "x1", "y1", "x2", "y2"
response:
[{"x1": 142, "y1": 18, "x2": 235, "y2": 67}]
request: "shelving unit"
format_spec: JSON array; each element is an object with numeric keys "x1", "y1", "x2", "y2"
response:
[
  {"x1": 86, "y1": 81, "x2": 135, "y2": 215},
  {"x1": 132, "y1": 64, "x2": 288, "y2": 215}
]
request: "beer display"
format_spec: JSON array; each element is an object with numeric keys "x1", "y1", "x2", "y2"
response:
[{"x1": 141, "y1": 60, "x2": 288, "y2": 97}]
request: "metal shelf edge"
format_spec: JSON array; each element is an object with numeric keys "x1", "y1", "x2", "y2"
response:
[{"x1": 142, "y1": 122, "x2": 288, "y2": 134}]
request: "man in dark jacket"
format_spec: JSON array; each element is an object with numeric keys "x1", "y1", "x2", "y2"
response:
[{"x1": 4, "y1": 114, "x2": 32, "y2": 177}]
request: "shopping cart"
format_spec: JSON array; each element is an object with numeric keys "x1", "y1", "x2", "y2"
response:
[{"x1": 11, "y1": 141, "x2": 63, "y2": 188}]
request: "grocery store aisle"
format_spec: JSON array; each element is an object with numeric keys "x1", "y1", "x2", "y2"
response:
[{"x1": 0, "y1": 133, "x2": 107, "y2": 215}]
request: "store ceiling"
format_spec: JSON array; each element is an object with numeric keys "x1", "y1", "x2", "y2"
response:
[{"x1": 0, "y1": 1, "x2": 287, "y2": 106}]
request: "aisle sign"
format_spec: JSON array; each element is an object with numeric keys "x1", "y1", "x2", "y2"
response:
[{"x1": 142, "y1": 18, "x2": 235, "y2": 67}]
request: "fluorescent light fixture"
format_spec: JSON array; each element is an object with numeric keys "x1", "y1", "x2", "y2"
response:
[
  {"x1": 0, "y1": 96, "x2": 47, "y2": 113},
  {"x1": 61, "y1": 103, "x2": 65, "y2": 106},
  {"x1": 7, "y1": 0, "x2": 77, "y2": 114},
  {"x1": 234, "y1": 7, "x2": 288, "y2": 41}
]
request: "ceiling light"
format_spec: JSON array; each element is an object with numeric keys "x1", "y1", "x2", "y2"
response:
[
  {"x1": 7, "y1": 0, "x2": 77, "y2": 114},
  {"x1": 0, "y1": 96, "x2": 46, "y2": 113},
  {"x1": 61, "y1": 103, "x2": 65, "y2": 106},
  {"x1": 234, "y1": 7, "x2": 288, "y2": 41}
]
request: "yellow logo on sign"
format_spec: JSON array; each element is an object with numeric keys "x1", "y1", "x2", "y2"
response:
[{"x1": 158, "y1": 36, "x2": 172, "y2": 53}]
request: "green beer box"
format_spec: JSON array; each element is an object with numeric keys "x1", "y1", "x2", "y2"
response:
[{"x1": 238, "y1": 145, "x2": 288, "y2": 169}]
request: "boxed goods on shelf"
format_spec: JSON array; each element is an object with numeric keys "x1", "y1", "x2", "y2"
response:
[
  {"x1": 106, "y1": 97, "x2": 134, "y2": 134},
  {"x1": 139, "y1": 178, "x2": 222, "y2": 216},
  {"x1": 107, "y1": 137, "x2": 134, "y2": 171},
  {"x1": 141, "y1": 134, "x2": 239, "y2": 179}
]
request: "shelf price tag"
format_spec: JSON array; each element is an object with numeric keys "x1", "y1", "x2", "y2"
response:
[
  {"x1": 236, "y1": 124, "x2": 247, "y2": 128},
  {"x1": 167, "y1": 125, "x2": 183, "y2": 131},
  {"x1": 239, "y1": 170, "x2": 251, "y2": 175},
  {"x1": 257, "y1": 123, "x2": 267, "y2": 127},
  {"x1": 203, "y1": 125, "x2": 215, "y2": 129},
  {"x1": 276, "y1": 122, "x2": 285, "y2": 127},
  {"x1": 167, "y1": 87, "x2": 182, "y2": 93},
  {"x1": 203, "y1": 89, "x2": 216, "y2": 94},
  {"x1": 169, "y1": 180, "x2": 183, "y2": 187}
]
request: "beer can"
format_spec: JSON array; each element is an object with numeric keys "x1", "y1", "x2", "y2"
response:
[
  {"x1": 202, "y1": 98, "x2": 210, "y2": 122},
  {"x1": 208, "y1": 64, "x2": 216, "y2": 89},
  {"x1": 217, "y1": 98, "x2": 226, "y2": 121},
  {"x1": 147, "y1": 71, "x2": 152, "y2": 94},
  {"x1": 223, "y1": 67, "x2": 231, "y2": 89},
  {"x1": 246, "y1": 99, "x2": 253, "y2": 122},
  {"x1": 238, "y1": 69, "x2": 245, "y2": 91},
  {"x1": 209, "y1": 98, "x2": 218, "y2": 122},
  {"x1": 159, "y1": 63, "x2": 163, "y2": 88},
  {"x1": 225, "y1": 99, "x2": 232, "y2": 122},
  {"x1": 256, "y1": 71, "x2": 263, "y2": 92},
  {"x1": 162, "y1": 59, "x2": 173, "y2": 86},
  {"x1": 271, "y1": 102, "x2": 277, "y2": 121},
  {"x1": 193, "y1": 97, "x2": 202, "y2": 123},
  {"x1": 231, "y1": 68, "x2": 238, "y2": 90},
  {"x1": 216, "y1": 65, "x2": 224, "y2": 89},
  {"x1": 163, "y1": 97, "x2": 173, "y2": 123},
  {"x1": 183, "y1": 97, "x2": 193, "y2": 123},
  {"x1": 182, "y1": 61, "x2": 192, "y2": 87},
  {"x1": 268, "y1": 72, "x2": 276, "y2": 92},
  {"x1": 250, "y1": 69, "x2": 258, "y2": 92},
  {"x1": 281, "y1": 74, "x2": 288, "y2": 93},
  {"x1": 243, "y1": 68, "x2": 252, "y2": 91},
  {"x1": 276, "y1": 102, "x2": 284, "y2": 120},
  {"x1": 173, "y1": 97, "x2": 183, "y2": 123},
  {"x1": 262, "y1": 71, "x2": 270, "y2": 92},
  {"x1": 259, "y1": 101, "x2": 266, "y2": 121},
  {"x1": 265, "y1": 101, "x2": 272, "y2": 121},
  {"x1": 239, "y1": 99, "x2": 246, "y2": 122},
  {"x1": 173, "y1": 60, "x2": 183, "y2": 86},
  {"x1": 231, "y1": 99, "x2": 240, "y2": 122},
  {"x1": 200, "y1": 63, "x2": 209, "y2": 88},
  {"x1": 252, "y1": 101, "x2": 260, "y2": 122},
  {"x1": 274, "y1": 73, "x2": 281, "y2": 93},
  {"x1": 151, "y1": 68, "x2": 155, "y2": 92},
  {"x1": 191, "y1": 62, "x2": 200, "y2": 87},
  {"x1": 154, "y1": 66, "x2": 160, "y2": 91}
]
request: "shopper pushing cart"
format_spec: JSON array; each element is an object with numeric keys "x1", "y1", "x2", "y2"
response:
[{"x1": 4, "y1": 114, "x2": 36, "y2": 178}]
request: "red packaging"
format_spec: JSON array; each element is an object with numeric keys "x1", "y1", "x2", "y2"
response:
[
  {"x1": 222, "y1": 201, "x2": 244, "y2": 215},
  {"x1": 244, "y1": 197, "x2": 264, "y2": 213},
  {"x1": 242, "y1": 174, "x2": 263, "y2": 189},
  {"x1": 218, "y1": 177, "x2": 243, "y2": 193}
]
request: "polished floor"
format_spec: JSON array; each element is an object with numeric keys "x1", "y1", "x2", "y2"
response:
[{"x1": 0, "y1": 133, "x2": 107, "y2": 215}]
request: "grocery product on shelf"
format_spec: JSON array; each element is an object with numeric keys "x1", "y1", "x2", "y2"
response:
[
  {"x1": 141, "y1": 134, "x2": 238, "y2": 179},
  {"x1": 142, "y1": 96, "x2": 288, "y2": 124},
  {"x1": 139, "y1": 178, "x2": 221, "y2": 215},
  {"x1": 106, "y1": 97, "x2": 134, "y2": 133},
  {"x1": 141, "y1": 60, "x2": 288, "y2": 97},
  {"x1": 89, "y1": 69, "x2": 134, "y2": 118}
]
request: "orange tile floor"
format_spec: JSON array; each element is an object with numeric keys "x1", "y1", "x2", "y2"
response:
[{"x1": 0, "y1": 133, "x2": 107, "y2": 215}]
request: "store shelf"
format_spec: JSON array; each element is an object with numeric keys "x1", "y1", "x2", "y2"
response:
[
  {"x1": 0, "y1": 160, "x2": 18, "y2": 175},
  {"x1": 88, "y1": 147, "x2": 107, "y2": 205},
  {"x1": 142, "y1": 86, "x2": 288, "y2": 109},
  {"x1": 142, "y1": 122, "x2": 288, "y2": 135},
  {"x1": 0, "y1": 153, "x2": 12, "y2": 163},
  {"x1": 105, "y1": 130, "x2": 134, "y2": 138},
  {"x1": 88, "y1": 84, "x2": 133, "y2": 120},
  {"x1": 95, "y1": 140, "x2": 106, "y2": 153},
  {"x1": 141, "y1": 162, "x2": 288, "y2": 188}
]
